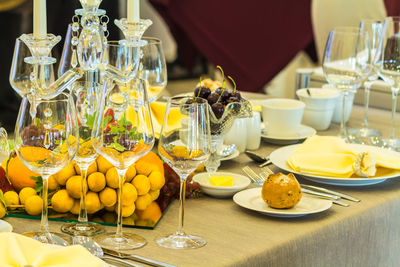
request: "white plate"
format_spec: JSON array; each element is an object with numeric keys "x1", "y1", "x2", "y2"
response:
[
  {"x1": 193, "y1": 172, "x2": 251, "y2": 198},
  {"x1": 233, "y1": 188, "x2": 332, "y2": 217},
  {"x1": 269, "y1": 144, "x2": 400, "y2": 186},
  {"x1": 0, "y1": 220, "x2": 12, "y2": 232},
  {"x1": 261, "y1": 124, "x2": 316, "y2": 145},
  {"x1": 220, "y1": 149, "x2": 240, "y2": 161}
]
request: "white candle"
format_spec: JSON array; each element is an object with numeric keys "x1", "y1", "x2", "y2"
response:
[
  {"x1": 33, "y1": 0, "x2": 47, "y2": 39},
  {"x1": 127, "y1": 0, "x2": 140, "y2": 23}
]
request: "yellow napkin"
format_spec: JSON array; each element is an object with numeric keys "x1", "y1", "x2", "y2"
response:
[
  {"x1": 149, "y1": 101, "x2": 186, "y2": 138},
  {"x1": 0, "y1": 232, "x2": 106, "y2": 267},
  {"x1": 287, "y1": 135, "x2": 400, "y2": 178}
]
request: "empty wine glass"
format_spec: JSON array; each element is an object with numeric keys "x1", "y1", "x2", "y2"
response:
[
  {"x1": 91, "y1": 80, "x2": 154, "y2": 250},
  {"x1": 322, "y1": 27, "x2": 371, "y2": 141},
  {"x1": 375, "y1": 16, "x2": 400, "y2": 151},
  {"x1": 0, "y1": 128, "x2": 10, "y2": 163},
  {"x1": 156, "y1": 96, "x2": 211, "y2": 249},
  {"x1": 14, "y1": 93, "x2": 79, "y2": 245},
  {"x1": 347, "y1": 19, "x2": 383, "y2": 143},
  {"x1": 61, "y1": 81, "x2": 105, "y2": 236},
  {"x1": 140, "y1": 37, "x2": 167, "y2": 102}
]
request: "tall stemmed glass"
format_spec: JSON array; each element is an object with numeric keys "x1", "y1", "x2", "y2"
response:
[
  {"x1": 348, "y1": 20, "x2": 383, "y2": 143},
  {"x1": 375, "y1": 16, "x2": 400, "y2": 151},
  {"x1": 156, "y1": 96, "x2": 211, "y2": 249},
  {"x1": 322, "y1": 27, "x2": 371, "y2": 141},
  {"x1": 61, "y1": 81, "x2": 104, "y2": 236},
  {"x1": 92, "y1": 41, "x2": 154, "y2": 250},
  {"x1": 14, "y1": 93, "x2": 79, "y2": 245}
]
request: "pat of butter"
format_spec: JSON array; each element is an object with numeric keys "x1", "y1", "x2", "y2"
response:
[{"x1": 210, "y1": 176, "x2": 233, "y2": 187}]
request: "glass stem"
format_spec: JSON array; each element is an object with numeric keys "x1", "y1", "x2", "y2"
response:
[
  {"x1": 116, "y1": 168, "x2": 127, "y2": 239},
  {"x1": 177, "y1": 178, "x2": 187, "y2": 235},
  {"x1": 40, "y1": 175, "x2": 49, "y2": 234},
  {"x1": 78, "y1": 165, "x2": 88, "y2": 224},
  {"x1": 363, "y1": 82, "x2": 372, "y2": 128},
  {"x1": 391, "y1": 88, "x2": 399, "y2": 139},
  {"x1": 339, "y1": 91, "x2": 349, "y2": 142}
]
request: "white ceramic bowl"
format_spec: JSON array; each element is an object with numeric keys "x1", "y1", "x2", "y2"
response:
[{"x1": 193, "y1": 172, "x2": 251, "y2": 198}]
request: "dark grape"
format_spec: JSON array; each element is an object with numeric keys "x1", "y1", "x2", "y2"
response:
[
  {"x1": 211, "y1": 102, "x2": 225, "y2": 119},
  {"x1": 194, "y1": 86, "x2": 211, "y2": 99},
  {"x1": 207, "y1": 92, "x2": 220, "y2": 105}
]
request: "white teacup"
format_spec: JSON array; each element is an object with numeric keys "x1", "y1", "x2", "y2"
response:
[
  {"x1": 261, "y1": 98, "x2": 305, "y2": 137},
  {"x1": 224, "y1": 118, "x2": 248, "y2": 153},
  {"x1": 296, "y1": 88, "x2": 340, "y2": 131},
  {"x1": 322, "y1": 84, "x2": 355, "y2": 123}
]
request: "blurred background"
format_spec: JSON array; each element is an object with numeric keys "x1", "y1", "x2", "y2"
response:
[{"x1": 0, "y1": 0, "x2": 399, "y2": 132}]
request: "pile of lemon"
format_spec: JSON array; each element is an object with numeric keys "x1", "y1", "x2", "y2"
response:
[{"x1": 2, "y1": 152, "x2": 165, "y2": 221}]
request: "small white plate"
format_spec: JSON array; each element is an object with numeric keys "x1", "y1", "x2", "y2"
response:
[
  {"x1": 269, "y1": 144, "x2": 400, "y2": 186},
  {"x1": 220, "y1": 149, "x2": 240, "y2": 161},
  {"x1": 233, "y1": 188, "x2": 332, "y2": 218},
  {"x1": 193, "y1": 172, "x2": 251, "y2": 198},
  {"x1": 261, "y1": 124, "x2": 316, "y2": 145},
  {"x1": 0, "y1": 220, "x2": 12, "y2": 232}
]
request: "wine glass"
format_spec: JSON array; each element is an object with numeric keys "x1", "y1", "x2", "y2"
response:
[
  {"x1": 156, "y1": 96, "x2": 211, "y2": 249},
  {"x1": 61, "y1": 81, "x2": 105, "y2": 236},
  {"x1": 14, "y1": 93, "x2": 79, "y2": 245},
  {"x1": 140, "y1": 37, "x2": 167, "y2": 102},
  {"x1": 375, "y1": 16, "x2": 400, "y2": 151},
  {"x1": 91, "y1": 80, "x2": 154, "y2": 250},
  {"x1": 0, "y1": 128, "x2": 10, "y2": 163},
  {"x1": 348, "y1": 20, "x2": 383, "y2": 143},
  {"x1": 322, "y1": 26, "x2": 371, "y2": 141}
]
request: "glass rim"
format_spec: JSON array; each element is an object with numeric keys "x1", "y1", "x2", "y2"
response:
[
  {"x1": 331, "y1": 26, "x2": 361, "y2": 34},
  {"x1": 142, "y1": 36, "x2": 162, "y2": 44},
  {"x1": 168, "y1": 96, "x2": 208, "y2": 106},
  {"x1": 25, "y1": 92, "x2": 71, "y2": 103}
]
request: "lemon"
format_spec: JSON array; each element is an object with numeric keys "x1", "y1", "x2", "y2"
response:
[
  {"x1": 96, "y1": 155, "x2": 114, "y2": 174},
  {"x1": 148, "y1": 171, "x2": 165, "y2": 191},
  {"x1": 75, "y1": 161, "x2": 97, "y2": 176},
  {"x1": 53, "y1": 162, "x2": 76, "y2": 186},
  {"x1": 66, "y1": 175, "x2": 87, "y2": 199},
  {"x1": 88, "y1": 172, "x2": 106, "y2": 192},
  {"x1": 19, "y1": 187, "x2": 37, "y2": 205},
  {"x1": 119, "y1": 183, "x2": 138, "y2": 206},
  {"x1": 4, "y1": 191, "x2": 19, "y2": 209},
  {"x1": 135, "y1": 193, "x2": 152, "y2": 210},
  {"x1": 48, "y1": 175, "x2": 59, "y2": 191},
  {"x1": 70, "y1": 200, "x2": 80, "y2": 215},
  {"x1": 99, "y1": 187, "x2": 117, "y2": 207},
  {"x1": 149, "y1": 190, "x2": 160, "y2": 201},
  {"x1": 115, "y1": 203, "x2": 136, "y2": 217},
  {"x1": 132, "y1": 175, "x2": 150, "y2": 196},
  {"x1": 24, "y1": 195, "x2": 42, "y2": 216},
  {"x1": 0, "y1": 203, "x2": 6, "y2": 218},
  {"x1": 106, "y1": 167, "x2": 120, "y2": 189},
  {"x1": 125, "y1": 164, "x2": 136, "y2": 182},
  {"x1": 51, "y1": 189, "x2": 74, "y2": 213},
  {"x1": 86, "y1": 192, "x2": 101, "y2": 214}
]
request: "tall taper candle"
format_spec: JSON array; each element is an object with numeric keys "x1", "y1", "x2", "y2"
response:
[
  {"x1": 127, "y1": 0, "x2": 140, "y2": 23},
  {"x1": 33, "y1": 0, "x2": 47, "y2": 39}
]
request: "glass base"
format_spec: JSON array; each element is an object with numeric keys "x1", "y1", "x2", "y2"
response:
[
  {"x1": 155, "y1": 232, "x2": 206, "y2": 249},
  {"x1": 23, "y1": 231, "x2": 70, "y2": 246},
  {"x1": 94, "y1": 232, "x2": 147, "y2": 250},
  {"x1": 61, "y1": 222, "x2": 105, "y2": 236},
  {"x1": 381, "y1": 138, "x2": 400, "y2": 152},
  {"x1": 347, "y1": 128, "x2": 382, "y2": 145}
]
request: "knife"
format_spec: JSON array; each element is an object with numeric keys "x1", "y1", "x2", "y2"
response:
[
  {"x1": 102, "y1": 248, "x2": 177, "y2": 267},
  {"x1": 301, "y1": 184, "x2": 360, "y2": 202},
  {"x1": 301, "y1": 189, "x2": 349, "y2": 207}
]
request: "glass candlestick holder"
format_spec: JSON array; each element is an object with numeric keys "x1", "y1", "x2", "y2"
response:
[{"x1": 114, "y1": 18, "x2": 152, "y2": 47}]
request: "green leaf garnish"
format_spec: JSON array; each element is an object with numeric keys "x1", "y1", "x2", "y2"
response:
[
  {"x1": 103, "y1": 115, "x2": 112, "y2": 128},
  {"x1": 36, "y1": 159, "x2": 47, "y2": 165},
  {"x1": 0, "y1": 190, "x2": 7, "y2": 211},
  {"x1": 107, "y1": 142, "x2": 126, "y2": 152},
  {"x1": 31, "y1": 176, "x2": 43, "y2": 195},
  {"x1": 85, "y1": 112, "x2": 96, "y2": 130},
  {"x1": 35, "y1": 118, "x2": 41, "y2": 127}
]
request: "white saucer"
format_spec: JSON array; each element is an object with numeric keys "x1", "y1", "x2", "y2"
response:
[
  {"x1": 220, "y1": 149, "x2": 240, "y2": 161},
  {"x1": 261, "y1": 124, "x2": 316, "y2": 145},
  {"x1": 233, "y1": 188, "x2": 332, "y2": 218},
  {"x1": 0, "y1": 220, "x2": 12, "y2": 232}
]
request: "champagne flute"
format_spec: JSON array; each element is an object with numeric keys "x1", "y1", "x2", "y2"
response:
[
  {"x1": 61, "y1": 81, "x2": 105, "y2": 236},
  {"x1": 322, "y1": 27, "x2": 371, "y2": 141},
  {"x1": 91, "y1": 80, "x2": 154, "y2": 250},
  {"x1": 156, "y1": 96, "x2": 211, "y2": 249},
  {"x1": 14, "y1": 93, "x2": 79, "y2": 245},
  {"x1": 348, "y1": 20, "x2": 383, "y2": 143},
  {"x1": 375, "y1": 16, "x2": 400, "y2": 151}
]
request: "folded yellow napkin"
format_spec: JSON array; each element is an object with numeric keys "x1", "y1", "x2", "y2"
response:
[
  {"x1": 0, "y1": 232, "x2": 106, "y2": 267},
  {"x1": 287, "y1": 135, "x2": 400, "y2": 178}
]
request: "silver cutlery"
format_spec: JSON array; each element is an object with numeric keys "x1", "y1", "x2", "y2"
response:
[
  {"x1": 103, "y1": 248, "x2": 177, "y2": 267},
  {"x1": 300, "y1": 184, "x2": 360, "y2": 202},
  {"x1": 244, "y1": 151, "x2": 272, "y2": 167}
]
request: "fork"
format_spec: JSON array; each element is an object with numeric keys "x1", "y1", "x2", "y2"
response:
[{"x1": 242, "y1": 166, "x2": 264, "y2": 185}]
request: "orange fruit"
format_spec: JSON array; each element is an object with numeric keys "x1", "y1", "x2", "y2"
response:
[
  {"x1": 135, "y1": 151, "x2": 164, "y2": 177},
  {"x1": 132, "y1": 175, "x2": 150, "y2": 196},
  {"x1": 96, "y1": 155, "x2": 114, "y2": 174},
  {"x1": 74, "y1": 161, "x2": 98, "y2": 176},
  {"x1": 125, "y1": 164, "x2": 136, "y2": 182},
  {"x1": 148, "y1": 171, "x2": 165, "y2": 191},
  {"x1": 7, "y1": 156, "x2": 38, "y2": 192},
  {"x1": 136, "y1": 201, "x2": 162, "y2": 223},
  {"x1": 18, "y1": 146, "x2": 51, "y2": 163}
]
